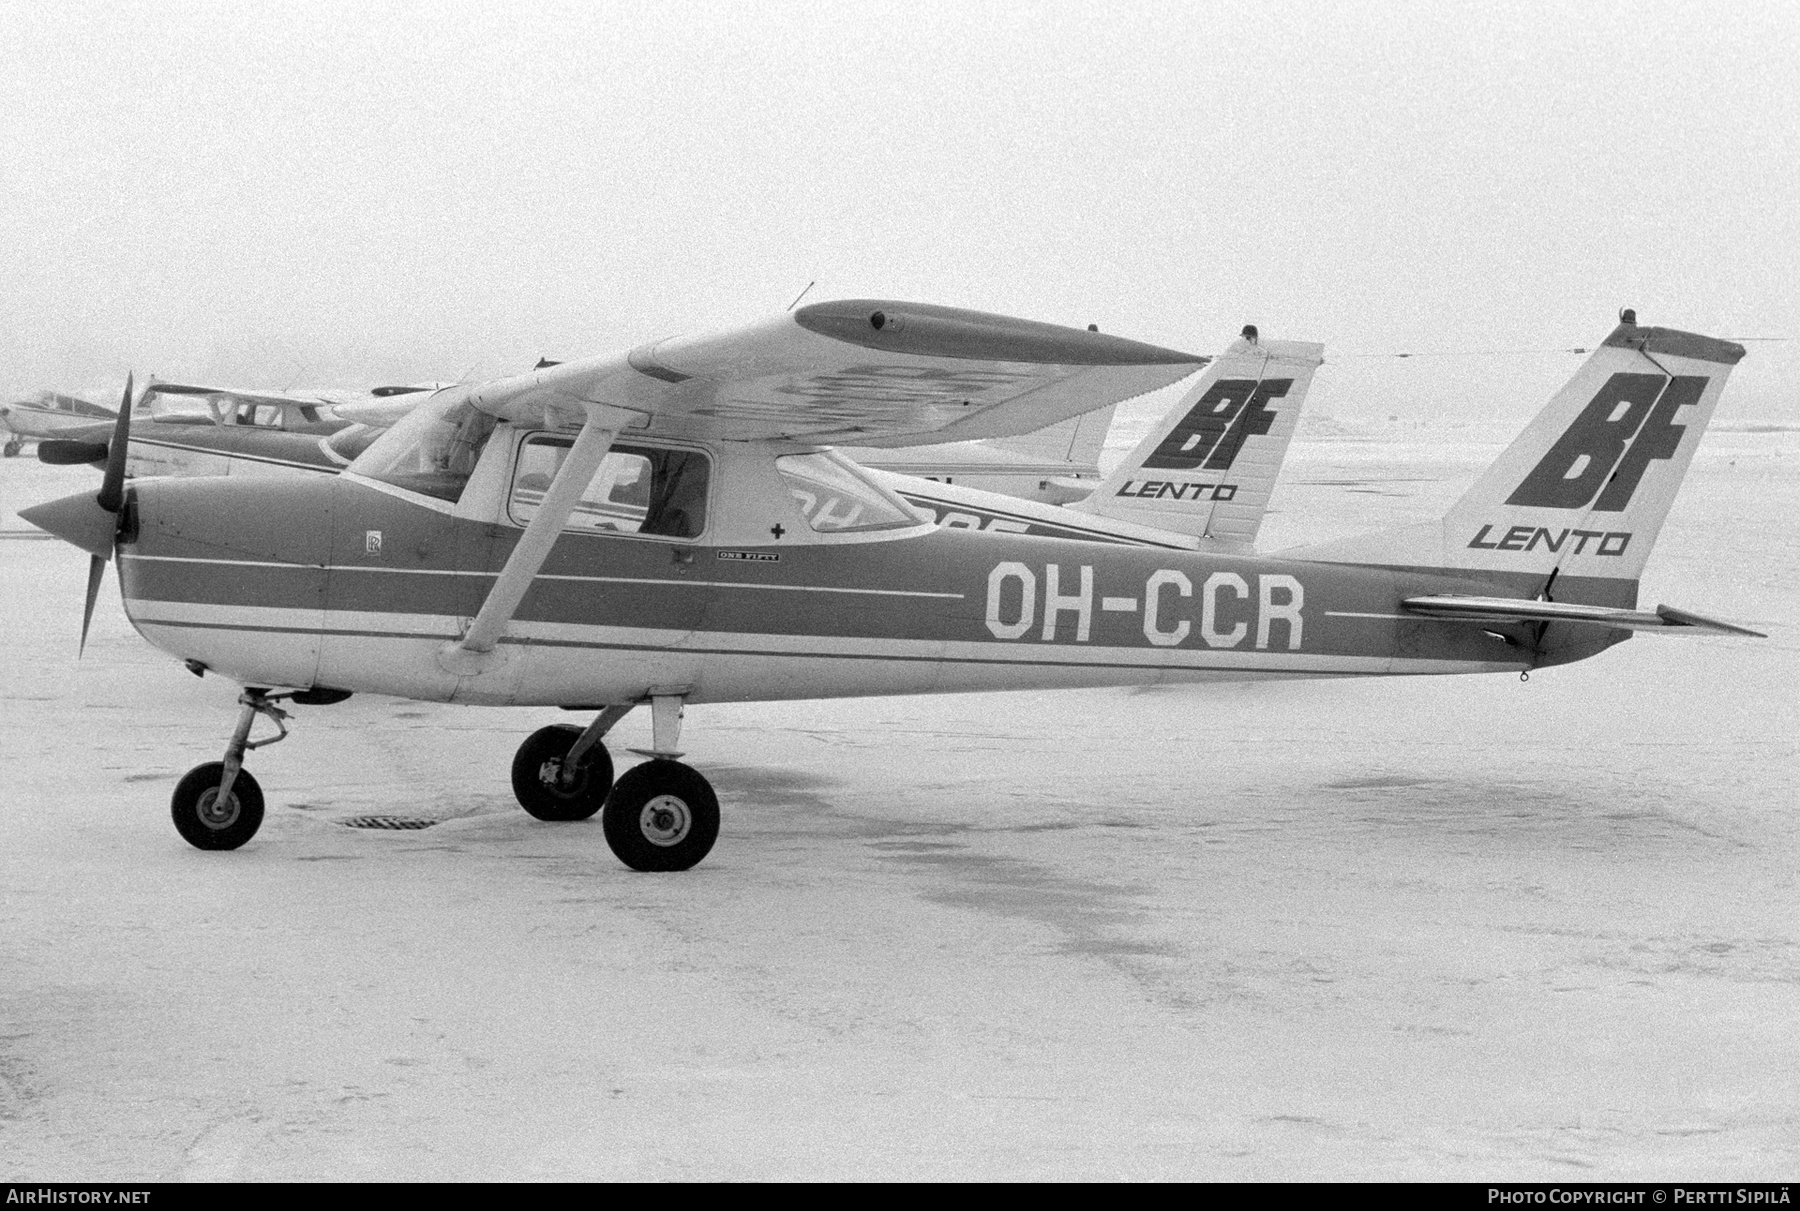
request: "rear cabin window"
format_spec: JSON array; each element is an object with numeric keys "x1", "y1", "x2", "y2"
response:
[
  {"x1": 509, "y1": 434, "x2": 709, "y2": 539},
  {"x1": 776, "y1": 452, "x2": 920, "y2": 532}
]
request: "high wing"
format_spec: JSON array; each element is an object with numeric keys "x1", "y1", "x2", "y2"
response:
[
  {"x1": 428, "y1": 299, "x2": 1202, "y2": 673},
  {"x1": 142, "y1": 383, "x2": 316, "y2": 409},
  {"x1": 143, "y1": 382, "x2": 441, "y2": 426},
  {"x1": 457, "y1": 299, "x2": 1204, "y2": 443}
]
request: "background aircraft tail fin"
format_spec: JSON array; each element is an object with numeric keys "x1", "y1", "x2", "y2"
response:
[
  {"x1": 1066, "y1": 329, "x2": 1323, "y2": 546},
  {"x1": 1287, "y1": 315, "x2": 1745, "y2": 602}
]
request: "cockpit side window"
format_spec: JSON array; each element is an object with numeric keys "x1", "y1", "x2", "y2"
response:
[
  {"x1": 350, "y1": 396, "x2": 499, "y2": 503},
  {"x1": 508, "y1": 434, "x2": 709, "y2": 539}
]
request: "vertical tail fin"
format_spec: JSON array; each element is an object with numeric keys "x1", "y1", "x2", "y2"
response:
[
  {"x1": 1066, "y1": 329, "x2": 1323, "y2": 547},
  {"x1": 1288, "y1": 316, "x2": 1745, "y2": 601}
]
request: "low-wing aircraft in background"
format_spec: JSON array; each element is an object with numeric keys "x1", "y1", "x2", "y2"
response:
[
  {"x1": 1, "y1": 391, "x2": 116, "y2": 456},
  {"x1": 21, "y1": 300, "x2": 1762, "y2": 873}
]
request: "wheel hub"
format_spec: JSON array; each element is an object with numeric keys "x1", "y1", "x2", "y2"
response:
[
  {"x1": 196, "y1": 788, "x2": 240, "y2": 829},
  {"x1": 541, "y1": 757, "x2": 584, "y2": 795},
  {"x1": 639, "y1": 794, "x2": 692, "y2": 846}
]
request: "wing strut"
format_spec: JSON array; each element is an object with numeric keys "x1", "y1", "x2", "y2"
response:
[{"x1": 438, "y1": 410, "x2": 618, "y2": 674}]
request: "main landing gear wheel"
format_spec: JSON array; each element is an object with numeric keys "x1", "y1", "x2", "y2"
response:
[
  {"x1": 171, "y1": 761, "x2": 265, "y2": 850},
  {"x1": 512, "y1": 724, "x2": 615, "y2": 821},
  {"x1": 602, "y1": 760, "x2": 719, "y2": 872},
  {"x1": 3, "y1": 438, "x2": 21, "y2": 457}
]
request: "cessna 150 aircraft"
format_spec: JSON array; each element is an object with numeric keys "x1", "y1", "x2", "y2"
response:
[
  {"x1": 1, "y1": 390, "x2": 116, "y2": 456},
  {"x1": 20, "y1": 301, "x2": 1760, "y2": 872}
]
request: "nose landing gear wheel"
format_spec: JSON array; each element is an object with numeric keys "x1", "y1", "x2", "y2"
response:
[
  {"x1": 511, "y1": 724, "x2": 614, "y2": 821},
  {"x1": 602, "y1": 760, "x2": 719, "y2": 872},
  {"x1": 3, "y1": 438, "x2": 22, "y2": 457},
  {"x1": 171, "y1": 761, "x2": 265, "y2": 850}
]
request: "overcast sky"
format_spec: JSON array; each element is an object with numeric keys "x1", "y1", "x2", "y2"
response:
[{"x1": 3, "y1": 0, "x2": 1795, "y2": 421}]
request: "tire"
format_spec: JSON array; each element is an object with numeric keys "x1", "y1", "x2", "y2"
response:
[
  {"x1": 2, "y1": 440, "x2": 21, "y2": 457},
  {"x1": 171, "y1": 762, "x2": 265, "y2": 851},
  {"x1": 511, "y1": 725, "x2": 613, "y2": 821},
  {"x1": 602, "y1": 759, "x2": 719, "y2": 872}
]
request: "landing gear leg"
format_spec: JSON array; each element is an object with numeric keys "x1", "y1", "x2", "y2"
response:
[
  {"x1": 511, "y1": 704, "x2": 632, "y2": 821},
  {"x1": 602, "y1": 695, "x2": 719, "y2": 872},
  {"x1": 170, "y1": 689, "x2": 291, "y2": 850}
]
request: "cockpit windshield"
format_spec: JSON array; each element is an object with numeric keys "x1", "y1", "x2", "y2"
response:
[{"x1": 348, "y1": 393, "x2": 498, "y2": 503}]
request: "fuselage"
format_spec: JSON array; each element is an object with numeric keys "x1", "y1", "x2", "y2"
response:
[{"x1": 113, "y1": 457, "x2": 1535, "y2": 709}]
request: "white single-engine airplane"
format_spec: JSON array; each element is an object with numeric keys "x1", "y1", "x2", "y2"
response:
[{"x1": 21, "y1": 300, "x2": 1761, "y2": 872}]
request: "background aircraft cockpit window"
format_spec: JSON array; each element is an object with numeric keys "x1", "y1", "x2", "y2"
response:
[
  {"x1": 776, "y1": 452, "x2": 921, "y2": 532},
  {"x1": 509, "y1": 435, "x2": 708, "y2": 538},
  {"x1": 350, "y1": 395, "x2": 499, "y2": 502},
  {"x1": 232, "y1": 402, "x2": 282, "y2": 427},
  {"x1": 140, "y1": 395, "x2": 221, "y2": 427}
]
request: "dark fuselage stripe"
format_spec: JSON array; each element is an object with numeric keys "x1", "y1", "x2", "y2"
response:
[
  {"x1": 120, "y1": 554, "x2": 964, "y2": 600},
  {"x1": 133, "y1": 616, "x2": 1369, "y2": 675}
]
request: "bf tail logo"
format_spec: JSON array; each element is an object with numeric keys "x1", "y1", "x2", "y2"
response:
[
  {"x1": 1508, "y1": 372, "x2": 1707, "y2": 511},
  {"x1": 1142, "y1": 378, "x2": 1292, "y2": 472}
]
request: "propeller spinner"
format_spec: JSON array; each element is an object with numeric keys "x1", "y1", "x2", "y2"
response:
[{"x1": 17, "y1": 375, "x2": 138, "y2": 654}]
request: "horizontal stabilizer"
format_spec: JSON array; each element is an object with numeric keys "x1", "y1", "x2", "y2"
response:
[{"x1": 1403, "y1": 594, "x2": 1765, "y2": 637}]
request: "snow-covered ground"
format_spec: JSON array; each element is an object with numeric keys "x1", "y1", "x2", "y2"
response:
[{"x1": 1, "y1": 432, "x2": 1795, "y2": 1181}]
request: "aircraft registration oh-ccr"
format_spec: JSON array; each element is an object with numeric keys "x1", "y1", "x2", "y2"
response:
[{"x1": 20, "y1": 301, "x2": 1764, "y2": 872}]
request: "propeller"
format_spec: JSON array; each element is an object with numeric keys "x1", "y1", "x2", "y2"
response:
[
  {"x1": 79, "y1": 375, "x2": 137, "y2": 652},
  {"x1": 18, "y1": 376, "x2": 137, "y2": 655}
]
